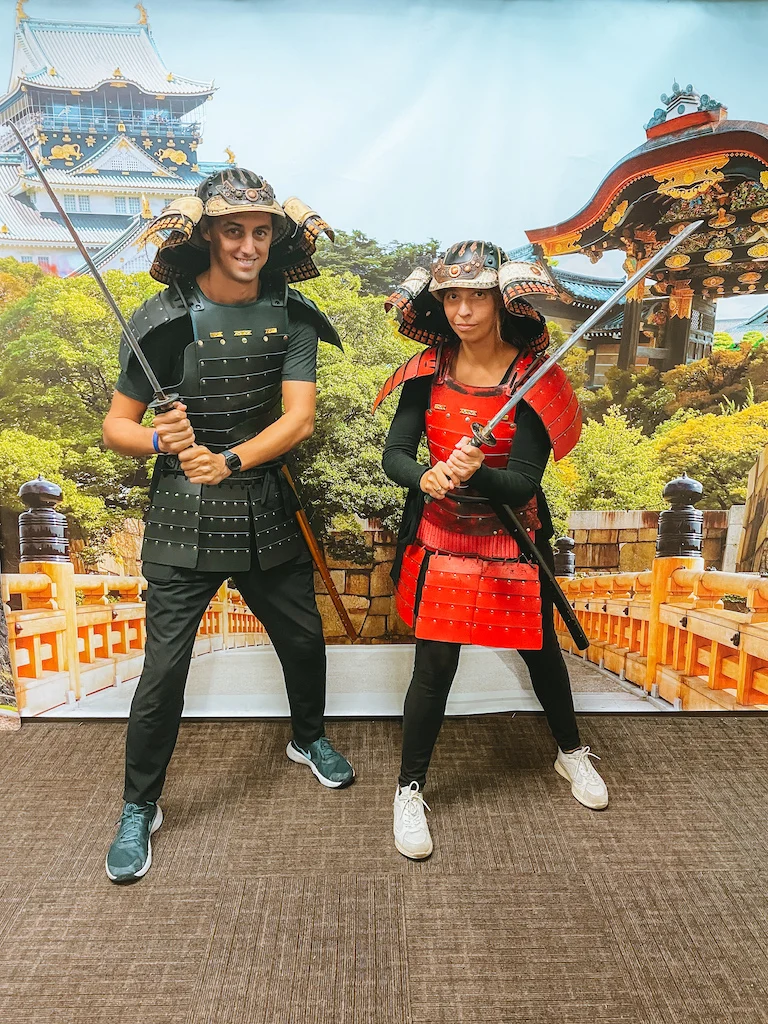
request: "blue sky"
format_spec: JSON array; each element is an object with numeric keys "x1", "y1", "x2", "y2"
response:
[{"x1": 1, "y1": 0, "x2": 767, "y2": 320}]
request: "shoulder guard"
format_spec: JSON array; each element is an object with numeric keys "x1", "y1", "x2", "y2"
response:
[
  {"x1": 524, "y1": 361, "x2": 582, "y2": 461},
  {"x1": 373, "y1": 346, "x2": 439, "y2": 412},
  {"x1": 286, "y1": 286, "x2": 342, "y2": 350},
  {"x1": 119, "y1": 279, "x2": 197, "y2": 370}
]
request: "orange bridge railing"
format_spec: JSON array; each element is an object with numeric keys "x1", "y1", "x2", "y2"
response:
[{"x1": 2, "y1": 561, "x2": 267, "y2": 716}]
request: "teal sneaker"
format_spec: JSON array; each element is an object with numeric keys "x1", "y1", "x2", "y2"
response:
[
  {"x1": 286, "y1": 736, "x2": 355, "y2": 788},
  {"x1": 105, "y1": 801, "x2": 163, "y2": 883}
]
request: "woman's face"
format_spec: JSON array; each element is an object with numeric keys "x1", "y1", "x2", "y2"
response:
[{"x1": 441, "y1": 288, "x2": 499, "y2": 345}]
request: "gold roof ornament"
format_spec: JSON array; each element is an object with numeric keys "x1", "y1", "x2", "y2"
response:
[
  {"x1": 141, "y1": 195, "x2": 152, "y2": 220},
  {"x1": 113, "y1": 67, "x2": 124, "y2": 79},
  {"x1": 16, "y1": 0, "x2": 28, "y2": 22},
  {"x1": 136, "y1": 3, "x2": 148, "y2": 25},
  {"x1": 653, "y1": 156, "x2": 729, "y2": 200},
  {"x1": 0, "y1": 224, "x2": 8, "y2": 234},
  {"x1": 225, "y1": 147, "x2": 236, "y2": 164}
]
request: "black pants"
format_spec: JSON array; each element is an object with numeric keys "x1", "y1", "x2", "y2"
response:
[
  {"x1": 399, "y1": 548, "x2": 581, "y2": 789},
  {"x1": 124, "y1": 554, "x2": 325, "y2": 804}
]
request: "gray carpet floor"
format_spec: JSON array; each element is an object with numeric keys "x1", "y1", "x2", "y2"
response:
[{"x1": 1, "y1": 715, "x2": 767, "y2": 1023}]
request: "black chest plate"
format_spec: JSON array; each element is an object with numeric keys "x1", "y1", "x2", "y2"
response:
[
  {"x1": 177, "y1": 283, "x2": 291, "y2": 452},
  {"x1": 141, "y1": 282, "x2": 305, "y2": 574}
]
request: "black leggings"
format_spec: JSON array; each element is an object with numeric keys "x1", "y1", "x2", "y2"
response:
[{"x1": 399, "y1": 559, "x2": 581, "y2": 789}]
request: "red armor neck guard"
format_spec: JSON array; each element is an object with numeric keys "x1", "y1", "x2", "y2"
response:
[{"x1": 374, "y1": 345, "x2": 582, "y2": 461}]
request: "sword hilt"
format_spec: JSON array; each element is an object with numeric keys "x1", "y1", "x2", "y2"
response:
[
  {"x1": 470, "y1": 421, "x2": 496, "y2": 448},
  {"x1": 148, "y1": 392, "x2": 181, "y2": 416}
]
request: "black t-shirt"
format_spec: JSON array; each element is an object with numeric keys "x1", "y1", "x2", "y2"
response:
[{"x1": 115, "y1": 293, "x2": 320, "y2": 404}]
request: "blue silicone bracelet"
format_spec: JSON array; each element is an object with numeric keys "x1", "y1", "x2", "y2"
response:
[{"x1": 152, "y1": 431, "x2": 161, "y2": 454}]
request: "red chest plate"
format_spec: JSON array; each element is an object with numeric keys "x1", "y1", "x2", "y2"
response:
[
  {"x1": 425, "y1": 374, "x2": 515, "y2": 469},
  {"x1": 419, "y1": 373, "x2": 539, "y2": 558}
]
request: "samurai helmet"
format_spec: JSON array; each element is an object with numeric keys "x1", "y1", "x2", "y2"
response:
[
  {"x1": 385, "y1": 238, "x2": 558, "y2": 355},
  {"x1": 429, "y1": 240, "x2": 508, "y2": 293},
  {"x1": 137, "y1": 166, "x2": 334, "y2": 285}
]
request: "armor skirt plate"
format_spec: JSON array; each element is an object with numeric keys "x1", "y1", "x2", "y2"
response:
[{"x1": 395, "y1": 543, "x2": 543, "y2": 650}]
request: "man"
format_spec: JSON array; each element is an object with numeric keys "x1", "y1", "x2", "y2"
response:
[{"x1": 102, "y1": 168, "x2": 353, "y2": 883}]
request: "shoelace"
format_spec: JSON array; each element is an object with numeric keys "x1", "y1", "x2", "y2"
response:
[
  {"x1": 313, "y1": 737, "x2": 335, "y2": 759},
  {"x1": 115, "y1": 804, "x2": 151, "y2": 843},
  {"x1": 401, "y1": 783, "x2": 430, "y2": 827},
  {"x1": 571, "y1": 746, "x2": 601, "y2": 780}
]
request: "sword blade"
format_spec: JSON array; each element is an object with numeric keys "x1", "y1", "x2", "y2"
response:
[
  {"x1": 477, "y1": 218, "x2": 704, "y2": 442},
  {"x1": 5, "y1": 122, "x2": 172, "y2": 406}
]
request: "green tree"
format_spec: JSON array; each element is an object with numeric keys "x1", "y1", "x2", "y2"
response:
[
  {"x1": 0, "y1": 256, "x2": 45, "y2": 314},
  {"x1": 554, "y1": 407, "x2": 667, "y2": 515},
  {"x1": 294, "y1": 271, "x2": 419, "y2": 543},
  {"x1": 742, "y1": 330, "x2": 767, "y2": 348},
  {"x1": 314, "y1": 230, "x2": 440, "y2": 296},
  {"x1": 654, "y1": 403, "x2": 768, "y2": 508},
  {"x1": 0, "y1": 270, "x2": 161, "y2": 555},
  {"x1": 712, "y1": 331, "x2": 736, "y2": 351}
]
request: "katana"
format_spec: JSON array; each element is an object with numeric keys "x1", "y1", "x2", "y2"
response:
[
  {"x1": 470, "y1": 217, "x2": 704, "y2": 448},
  {"x1": 5, "y1": 122, "x2": 178, "y2": 413}
]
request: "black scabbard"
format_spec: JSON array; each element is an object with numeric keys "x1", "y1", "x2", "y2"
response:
[{"x1": 491, "y1": 502, "x2": 589, "y2": 651}]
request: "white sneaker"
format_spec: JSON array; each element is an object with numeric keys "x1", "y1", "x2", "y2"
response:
[
  {"x1": 555, "y1": 746, "x2": 609, "y2": 810},
  {"x1": 393, "y1": 782, "x2": 433, "y2": 859}
]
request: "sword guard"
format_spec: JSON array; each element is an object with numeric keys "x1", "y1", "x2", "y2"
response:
[
  {"x1": 471, "y1": 421, "x2": 496, "y2": 448},
  {"x1": 148, "y1": 392, "x2": 181, "y2": 415}
]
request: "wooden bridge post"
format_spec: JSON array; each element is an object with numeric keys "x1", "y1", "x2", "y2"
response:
[
  {"x1": 553, "y1": 536, "x2": 576, "y2": 578},
  {"x1": 645, "y1": 474, "x2": 705, "y2": 696},
  {"x1": 18, "y1": 476, "x2": 81, "y2": 704}
]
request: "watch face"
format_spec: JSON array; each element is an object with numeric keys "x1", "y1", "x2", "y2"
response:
[{"x1": 224, "y1": 450, "x2": 241, "y2": 471}]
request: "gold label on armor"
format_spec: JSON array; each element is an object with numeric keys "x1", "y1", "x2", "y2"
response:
[
  {"x1": 233, "y1": 330, "x2": 252, "y2": 336},
  {"x1": 459, "y1": 408, "x2": 477, "y2": 416},
  {"x1": 433, "y1": 403, "x2": 446, "y2": 410},
  {"x1": 265, "y1": 327, "x2": 278, "y2": 334},
  {"x1": 209, "y1": 331, "x2": 224, "y2": 338}
]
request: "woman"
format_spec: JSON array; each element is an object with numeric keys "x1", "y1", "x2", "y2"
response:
[{"x1": 375, "y1": 241, "x2": 608, "y2": 860}]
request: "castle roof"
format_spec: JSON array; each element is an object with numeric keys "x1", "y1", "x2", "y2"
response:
[
  {"x1": 8, "y1": 17, "x2": 213, "y2": 97},
  {"x1": 505, "y1": 243, "x2": 623, "y2": 308}
]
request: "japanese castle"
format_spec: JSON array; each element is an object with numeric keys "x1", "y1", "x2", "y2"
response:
[{"x1": 0, "y1": 1, "x2": 231, "y2": 275}]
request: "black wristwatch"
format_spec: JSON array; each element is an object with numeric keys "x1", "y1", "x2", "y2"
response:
[{"x1": 221, "y1": 449, "x2": 242, "y2": 473}]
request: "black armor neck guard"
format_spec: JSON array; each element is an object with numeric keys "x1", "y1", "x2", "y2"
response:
[{"x1": 137, "y1": 166, "x2": 335, "y2": 286}]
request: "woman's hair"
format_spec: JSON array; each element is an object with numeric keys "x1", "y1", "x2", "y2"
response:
[{"x1": 492, "y1": 290, "x2": 525, "y2": 348}]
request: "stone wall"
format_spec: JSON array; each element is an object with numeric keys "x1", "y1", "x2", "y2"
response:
[
  {"x1": 568, "y1": 508, "x2": 738, "y2": 573},
  {"x1": 315, "y1": 527, "x2": 413, "y2": 642}
]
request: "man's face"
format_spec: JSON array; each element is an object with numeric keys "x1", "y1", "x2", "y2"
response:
[{"x1": 203, "y1": 211, "x2": 274, "y2": 283}]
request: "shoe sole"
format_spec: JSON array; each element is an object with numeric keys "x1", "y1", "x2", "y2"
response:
[
  {"x1": 554, "y1": 760, "x2": 608, "y2": 810},
  {"x1": 394, "y1": 835, "x2": 433, "y2": 860},
  {"x1": 286, "y1": 742, "x2": 355, "y2": 789},
  {"x1": 105, "y1": 805, "x2": 164, "y2": 883}
]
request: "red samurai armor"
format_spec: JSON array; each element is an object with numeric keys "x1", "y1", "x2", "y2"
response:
[
  {"x1": 377, "y1": 344, "x2": 581, "y2": 650},
  {"x1": 375, "y1": 242, "x2": 582, "y2": 650}
]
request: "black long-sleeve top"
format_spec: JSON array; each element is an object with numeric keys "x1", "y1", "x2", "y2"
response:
[{"x1": 382, "y1": 375, "x2": 554, "y2": 578}]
